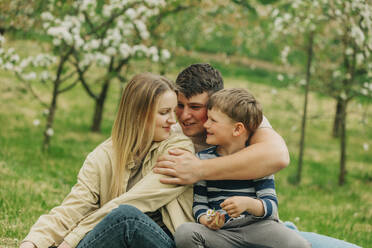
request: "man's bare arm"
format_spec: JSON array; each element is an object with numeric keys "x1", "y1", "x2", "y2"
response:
[{"x1": 153, "y1": 128, "x2": 289, "y2": 184}]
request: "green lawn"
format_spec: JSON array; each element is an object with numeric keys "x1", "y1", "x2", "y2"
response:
[{"x1": 0, "y1": 46, "x2": 371, "y2": 247}]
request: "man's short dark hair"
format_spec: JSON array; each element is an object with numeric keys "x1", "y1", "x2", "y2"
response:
[{"x1": 175, "y1": 63, "x2": 224, "y2": 98}]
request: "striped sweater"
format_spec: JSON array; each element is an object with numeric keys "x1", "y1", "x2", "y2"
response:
[{"x1": 193, "y1": 146, "x2": 278, "y2": 223}]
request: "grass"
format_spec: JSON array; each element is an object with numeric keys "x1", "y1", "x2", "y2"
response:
[{"x1": 0, "y1": 40, "x2": 371, "y2": 248}]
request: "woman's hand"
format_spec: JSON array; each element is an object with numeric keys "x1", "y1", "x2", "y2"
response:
[
  {"x1": 20, "y1": 242, "x2": 36, "y2": 248},
  {"x1": 199, "y1": 212, "x2": 225, "y2": 230},
  {"x1": 58, "y1": 241, "x2": 72, "y2": 248}
]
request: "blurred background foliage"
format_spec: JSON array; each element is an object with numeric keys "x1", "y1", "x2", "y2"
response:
[{"x1": 0, "y1": 0, "x2": 371, "y2": 247}]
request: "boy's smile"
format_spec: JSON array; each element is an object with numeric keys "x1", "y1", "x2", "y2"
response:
[{"x1": 203, "y1": 107, "x2": 235, "y2": 146}]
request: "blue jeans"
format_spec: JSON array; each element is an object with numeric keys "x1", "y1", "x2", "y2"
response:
[
  {"x1": 284, "y1": 221, "x2": 361, "y2": 248},
  {"x1": 76, "y1": 204, "x2": 175, "y2": 248}
]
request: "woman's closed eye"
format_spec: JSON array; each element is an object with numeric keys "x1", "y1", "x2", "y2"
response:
[{"x1": 159, "y1": 109, "x2": 171, "y2": 115}]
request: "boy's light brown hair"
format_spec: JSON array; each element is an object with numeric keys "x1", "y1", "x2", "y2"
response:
[{"x1": 207, "y1": 88, "x2": 263, "y2": 133}]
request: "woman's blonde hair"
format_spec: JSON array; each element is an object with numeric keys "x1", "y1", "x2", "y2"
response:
[{"x1": 110, "y1": 72, "x2": 175, "y2": 199}]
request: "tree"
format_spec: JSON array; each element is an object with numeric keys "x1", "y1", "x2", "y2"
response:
[
  {"x1": 314, "y1": 0, "x2": 372, "y2": 185},
  {"x1": 272, "y1": 0, "x2": 372, "y2": 185},
  {"x1": 271, "y1": 0, "x2": 328, "y2": 184},
  {"x1": 0, "y1": 33, "x2": 78, "y2": 150},
  {"x1": 44, "y1": 0, "x2": 173, "y2": 132},
  {"x1": 0, "y1": 0, "x2": 173, "y2": 148}
]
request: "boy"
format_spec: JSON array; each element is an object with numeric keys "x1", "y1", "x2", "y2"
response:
[{"x1": 174, "y1": 88, "x2": 310, "y2": 248}]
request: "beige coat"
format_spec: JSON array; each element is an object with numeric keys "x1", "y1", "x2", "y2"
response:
[{"x1": 23, "y1": 132, "x2": 195, "y2": 248}]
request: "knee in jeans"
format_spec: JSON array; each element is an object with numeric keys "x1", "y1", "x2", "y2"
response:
[
  {"x1": 286, "y1": 236, "x2": 312, "y2": 248},
  {"x1": 174, "y1": 223, "x2": 196, "y2": 248},
  {"x1": 109, "y1": 204, "x2": 142, "y2": 220}
]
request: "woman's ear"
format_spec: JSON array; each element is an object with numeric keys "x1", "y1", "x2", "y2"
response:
[{"x1": 232, "y1": 122, "x2": 247, "y2": 137}]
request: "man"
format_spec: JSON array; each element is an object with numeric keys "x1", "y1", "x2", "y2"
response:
[
  {"x1": 153, "y1": 63, "x2": 289, "y2": 184},
  {"x1": 154, "y1": 63, "x2": 361, "y2": 248}
]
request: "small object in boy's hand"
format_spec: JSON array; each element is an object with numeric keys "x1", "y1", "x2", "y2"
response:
[{"x1": 206, "y1": 209, "x2": 216, "y2": 221}]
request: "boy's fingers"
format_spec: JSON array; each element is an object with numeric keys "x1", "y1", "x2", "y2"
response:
[
  {"x1": 219, "y1": 214, "x2": 225, "y2": 225},
  {"x1": 220, "y1": 198, "x2": 233, "y2": 207},
  {"x1": 221, "y1": 203, "x2": 235, "y2": 211}
]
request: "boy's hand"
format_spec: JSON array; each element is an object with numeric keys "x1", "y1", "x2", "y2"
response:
[
  {"x1": 220, "y1": 196, "x2": 250, "y2": 218},
  {"x1": 200, "y1": 212, "x2": 225, "y2": 230}
]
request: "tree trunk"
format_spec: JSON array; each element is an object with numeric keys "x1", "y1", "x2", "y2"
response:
[
  {"x1": 295, "y1": 32, "x2": 314, "y2": 184},
  {"x1": 91, "y1": 79, "x2": 111, "y2": 132},
  {"x1": 332, "y1": 99, "x2": 342, "y2": 138},
  {"x1": 43, "y1": 83, "x2": 59, "y2": 151},
  {"x1": 338, "y1": 100, "x2": 348, "y2": 185},
  {"x1": 159, "y1": 61, "x2": 166, "y2": 75},
  {"x1": 41, "y1": 48, "x2": 73, "y2": 150}
]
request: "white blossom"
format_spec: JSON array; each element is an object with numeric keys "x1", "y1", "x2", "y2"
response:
[
  {"x1": 103, "y1": 5, "x2": 113, "y2": 17},
  {"x1": 90, "y1": 39, "x2": 100, "y2": 50},
  {"x1": 46, "y1": 128, "x2": 54, "y2": 136},
  {"x1": 361, "y1": 88, "x2": 368, "y2": 95},
  {"x1": 145, "y1": 0, "x2": 166, "y2": 7},
  {"x1": 148, "y1": 46, "x2": 158, "y2": 56},
  {"x1": 345, "y1": 47, "x2": 353, "y2": 55},
  {"x1": 106, "y1": 47, "x2": 116, "y2": 56},
  {"x1": 53, "y1": 38, "x2": 62, "y2": 46},
  {"x1": 0, "y1": 34, "x2": 5, "y2": 45},
  {"x1": 23, "y1": 72, "x2": 37, "y2": 81},
  {"x1": 119, "y1": 43, "x2": 132, "y2": 59},
  {"x1": 340, "y1": 91, "x2": 347, "y2": 100},
  {"x1": 10, "y1": 54, "x2": 20, "y2": 63},
  {"x1": 125, "y1": 8, "x2": 137, "y2": 19},
  {"x1": 363, "y1": 143, "x2": 369, "y2": 151},
  {"x1": 277, "y1": 74, "x2": 284, "y2": 81},
  {"x1": 96, "y1": 53, "x2": 110, "y2": 66},
  {"x1": 40, "y1": 71, "x2": 51, "y2": 80},
  {"x1": 351, "y1": 26, "x2": 365, "y2": 46},
  {"x1": 152, "y1": 54, "x2": 159, "y2": 62},
  {"x1": 283, "y1": 13, "x2": 292, "y2": 21},
  {"x1": 161, "y1": 49, "x2": 171, "y2": 60},
  {"x1": 356, "y1": 53, "x2": 364, "y2": 65},
  {"x1": 4, "y1": 62, "x2": 14, "y2": 70},
  {"x1": 281, "y1": 46, "x2": 290, "y2": 64},
  {"x1": 80, "y1": 0, "x2": 97, "y2": 11},
  {"x1": 43, "y1": 109, "x2": 50, "y2": 115},
  {"x1": 33, "y1": 119, "x2": 41, "y2": 126},
  {"x1": 41, "y1": 12, "x2": 54, "y2": 21},
  {"x1": 333, "y1": 70, "x2": 342, "y2": 78},
  {"x1": 271, "y1": 8, "x2": 279, "y2": 17}
]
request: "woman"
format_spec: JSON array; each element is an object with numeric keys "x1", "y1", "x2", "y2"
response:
[{"x1": 20, "y1": 73, "x2": 195, "y2": 248}]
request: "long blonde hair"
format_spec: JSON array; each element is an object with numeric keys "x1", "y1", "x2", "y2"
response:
[{"x1": 110, "y1": 72, "x2": 175, "y2": 199}]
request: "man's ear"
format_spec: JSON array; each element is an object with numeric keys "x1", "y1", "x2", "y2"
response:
[{"x1": 232, "y1": 122, "x2": 246, "y2": 137}]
